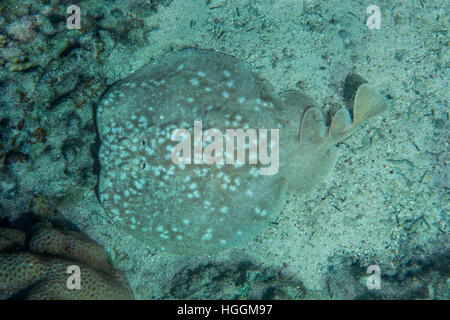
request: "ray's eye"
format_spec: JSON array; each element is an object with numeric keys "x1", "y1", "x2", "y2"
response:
[
  {"x1": 141, "y1": 162, "x2": 147, "y2": 170},
  {"x1": 141, "y1": 140, "x2": 146, "y2": 146}
]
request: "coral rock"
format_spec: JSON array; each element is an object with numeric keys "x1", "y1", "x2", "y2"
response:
[
  {"x1": 29, "y1": 227, "x2": 111, "y2": 274},
  {"x1": 0, "y1": 224, "x2": 133, "y2": 300},
  {"x1": 0, "y1": 227, "x2": 26, "y2": 251}
]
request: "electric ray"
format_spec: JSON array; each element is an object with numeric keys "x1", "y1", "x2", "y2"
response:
[{"x1": 96, "y1": 48, "x2": 388, "y2": 255}]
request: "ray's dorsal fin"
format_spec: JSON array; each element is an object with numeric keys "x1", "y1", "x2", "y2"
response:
[
  {"x1": 327, "y1": 84, "x2": 388, "y2": 144},
  {"x1": 299, "y1": 107, "x2": 326, "y2": 144},
  {"x1": 296, "y1": 83, "x2": 388, "y2": 146},
  {"x1": 279, "y1": 90, "x2": 320, "y2": 136},
  {"x1": 286, "y1": 83, "x2": 388, "y2": 195},
  {"x1": 329, "y1": 108, "x2": 352, "y2": 138}
]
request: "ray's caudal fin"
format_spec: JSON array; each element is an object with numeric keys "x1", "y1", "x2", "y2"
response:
[
  {"x1": 284, "y1": 82, "x2": 388, "y2": 194},
  {"x1": 299, "y1": 83, "x2": 389, "y2": 147}
]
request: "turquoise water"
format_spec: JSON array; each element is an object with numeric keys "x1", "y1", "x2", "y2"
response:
[{"x1": 0, "y1": 0, "x2": 448, "y2": 300}]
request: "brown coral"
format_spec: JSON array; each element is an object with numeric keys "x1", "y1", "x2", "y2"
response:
[
  {"x1": 28, "y1": 226, "x2": 112, "y2": 273},
  {"x1": 0, "y1": 227, "x2": 26, "y2": 251},
  {"x1": 0, "y1": 223, "x2": 133, "y2": 300}
]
